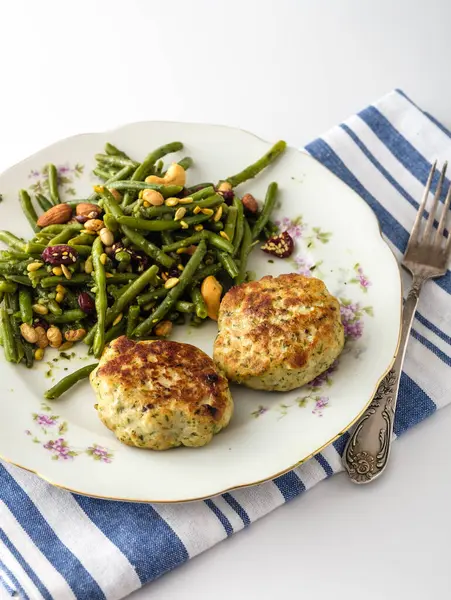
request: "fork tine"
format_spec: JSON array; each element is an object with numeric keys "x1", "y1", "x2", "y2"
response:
[
  {"x1": 409, "y1": 160, "x2": 437, "y2": 244},
  {"x1": 423, "y1": 161, "x2": 447, "y2": 241},
  {"x1": 435, "y1": 181, "x2": 451, "y2": 245}
]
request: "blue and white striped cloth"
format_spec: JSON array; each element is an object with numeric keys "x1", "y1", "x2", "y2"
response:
[{"x1": 1, "y1": 89, "x2": 451, "y2": 600}]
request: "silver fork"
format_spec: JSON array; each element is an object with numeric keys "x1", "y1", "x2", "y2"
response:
[{"x1": 342, "y1": 161, "x2": 451, "y2": 484}]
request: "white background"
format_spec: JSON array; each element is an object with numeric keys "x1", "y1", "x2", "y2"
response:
[{"x1": 1, "y1": 1, "x2": 451, "y2": 599}]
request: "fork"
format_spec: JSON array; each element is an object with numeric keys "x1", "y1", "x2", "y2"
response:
[{"x1": 342, "y1": 161, "x2": 451, "y2": 484}]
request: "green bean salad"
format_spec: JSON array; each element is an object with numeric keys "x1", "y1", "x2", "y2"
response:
[{"x1": 0, "y1": 139, "x2": 289, "y2": 398}]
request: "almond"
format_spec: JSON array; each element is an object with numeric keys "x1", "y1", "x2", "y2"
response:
[
  {"x1": 76, "y1": 203, "x2": 102, "y2": 218},
  {"x1": 37, "y1": 204, "x2": 72, "y2": 227}
]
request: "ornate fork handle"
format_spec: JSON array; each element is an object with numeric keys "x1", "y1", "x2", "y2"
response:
[{"x1": 343, "y1": 276, "x2": 423, "y2": 483}]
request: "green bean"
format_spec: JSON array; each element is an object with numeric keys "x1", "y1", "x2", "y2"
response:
[
  {"x1": 175, "y1": 300, "x2": 194, "y2": 313},
  {"x1": 176, "y1": 157, "x2": 193, "y2": 171},
  {"x1": 88, "y1": 165, "x2": 135, "y2": 202},
  {"x1": 137, "y1": 286, "x2": 169, "y2": 306},
  {"x1": 103, "y1": 214, "x2": 118, "y2": 232},
  {"x1": 188, "y1": 186, "x2": 216, "y2": 202},
  {"x1": 0, "y1": 296, "x2": 18, "y2": 362},
  {"x1": 44, "y1": 363, "x2": 98, "y2": 400},
  {"x1": 95, "y1": 154, "x2": 139, "y2": 169},
  {"x1": 5, "y1": 275, "x2": 32, "y2": 287},
  {"x1": 68, "y1": 234, "x2": 95, "y2": 246},
  {"x1": 225, "y1": 140, "x2": 286, "y2": 188},
  {"x1": 0, "y1": 251, "x2": 30, "y2": 261},
  {"x1": 90, "y1": 265, "x2": 159, "y2": 342},
  {"x1": 63, "y1": 289, "x2": 79, "y2": 309},
  {"x1": 217, "y1": 251, "x2": 239, "y2": 279},
  {"x1": 208, "y1": 221, "x2": 224, "y2": 232},
  {"x1": 237, "y1": 219, "x2": 254, "y2": 284},
  {"x1": 104, "y1": 320, "x2": 126, "y2": 344},
  {"x1": 36, "y1": 193, "x2": 53, "y2": 212},
  {"x1": 0, "y1": 280, "x2": 17, "y2": 293},
  {"x1": 224, "y1": 205, "x2": 237, "y2": 243},
  {"x1": 22, "y1": 340, "x2": 34, "y2": 368},
  {"x1": 126, "y1": 305, "x2": 140, "y2": 337},
  {"x1": 19, "y1": 288, "x2": 33, "y2": 324},
  {"x1": 162, "y1": 232, "x2": 207, "y2": 252},
  {"x1": 251, "y1": 182, "x2": 278, "y2": 240},
  {"x1": 206, "y1": 231, "x2": 234, "y2": 254},
  {"x1": 105, "y1": 142, "x2": 129, "y2": 158},
  {"x1": 137, "y1": 205, "x2": 175, "y2": 219},
  {"x1": 107, "y1": 180, "x2": 183, "y2": 197},
  {"x1": 66, "y1": 198, "x2": 100, "y2": 208},
  {"x1": 25, "y1": 242, "x2": 91, "y2": 256},
  {"x1": 48, "y1": 224, "x2": 83, "y2": 246},
  {"x1": 93, "y1": 167, "x2": 111, "y2": 181},
  {"x1": 134, "y1": 240, "x2": 207, "y2": 336},
  {"x1": 232, "y1": 196, "x2": 244, "y2": 256},
  {"x1": 132, "y1": 142, "x2": 183, "y2": 182},
  {"x1": 191, "y1": 263, "x2": 221, "y2": 285},
  {"x1": 92, "y1": 236, "x2": 107, "y2": 358},
  {"x1": 0, "y1": 262, "x2": 21, "y2": 276},
  {"x1": 190, "y1": 194, "x2": 223, "y2": 211},
  {"x1": 104, "y1": 273, "x2": 139, "y2": 284},
  {"x1": 19, "y1": 190, "x2": 39, "y2": 233},
  {"x1": 47, "y1": 164, "x2": 60, "y2": 204},
  {"x1": 48, "y1": 299, "x2": 63, "y2": 316},
  {"x1": 40, "y1": 274, "x2": 92, "y2": 288},
  {"x1": 190, "y1": 286, "x2": 208, "y2": 319},
  {"x1": 155, "y1": 160, "x2": 164, "y2": 175},
  {"x1": 44, "y1": 309, "x2": 87, "y2": 324},
  {"x1": 185, "y1": 183, "x2": 214, "y2": 195},
  {"x1": 118, "y1": 213, "x2": 210, "y2": 232},
  {"x1": 160, "y1": 230, "x2": 174, "y2": 247},
  {"x1": 0, "y1": 231, "x2": 26, "y2": 252},
  {"x1": 39, "y1": 224, "x2": 70, "y2": 234}
]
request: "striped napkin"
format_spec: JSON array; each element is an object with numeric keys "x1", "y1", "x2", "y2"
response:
[{"x1": 1, "y1": 89, "x2": 451, "y2": 600}]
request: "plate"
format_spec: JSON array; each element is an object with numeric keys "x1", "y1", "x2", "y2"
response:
[{"x1": 0, "y1": 122, "x2": 402, "y2": 502}]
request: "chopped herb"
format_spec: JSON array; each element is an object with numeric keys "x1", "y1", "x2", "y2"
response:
[
  {"x1": 59, "y1": 352, "x2": 71, "y2": 360},
  {"x1": 268, "y1": 259, "x2": 274, "y2": 263}
]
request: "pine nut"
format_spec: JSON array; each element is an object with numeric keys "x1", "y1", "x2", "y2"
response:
[
  {"x1": 27, "y1": 262, "x2": 44, "y2": 272},
  {"x1": 32, "y1": 304, "x2": 48, "y2": 315},
  {"x1": 34, "y1": 348, "x2": 45, "y2": 361},
  {"x1": 164, "y1": 277, "x2": 179, "y2": 289},
  {"x1": 61, "y1": 264, "x2": 72, "y2": 279},
  {"x1": 174, "y1": 207, "x2": 186, "y2": 221},
  {"x1": 52, "y1": 266, "x2": 63, "y2": 276}
]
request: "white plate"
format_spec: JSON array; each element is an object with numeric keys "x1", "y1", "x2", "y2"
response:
[{"x1": 0, "y1": 122, "x2": 401, "y2": 502}]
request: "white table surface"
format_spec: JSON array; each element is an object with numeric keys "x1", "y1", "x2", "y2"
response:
[{"x1": 1, "y1": 1, "x2": 451, "y2": 599}]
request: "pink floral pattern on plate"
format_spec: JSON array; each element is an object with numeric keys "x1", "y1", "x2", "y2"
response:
[
  {"x1": 28, "y1": 163, "x2": 84, "y2": 197},
  {"x1": 25, "y1": 403, "x2": 113, "y2": 463}
]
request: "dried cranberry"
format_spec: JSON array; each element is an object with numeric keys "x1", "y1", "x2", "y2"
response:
[
  {"x1": 33, "y1": 318, "x2": 49, "y2": 331},
  {"x1": 261, "y1": 231, "x2": 294, "y2": 258},
  {"x1": 42, "y1": 245, "x2": 79, "y2": 265},
  {"x1": 167, "y1": 267, "x2": 181, "y2": 279},
  {"x1": 218, "y1": 189, "x2": 234, "y2": 205},
  {"x1": 75, "y1": 215, "x2": 89, "y2": 224},
  {"x1": 78, "y1": 292, "x2": 95, "y2": 314}
]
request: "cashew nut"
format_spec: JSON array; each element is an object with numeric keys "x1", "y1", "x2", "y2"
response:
[
  {"x1": 35, "y1": 326, "x2": 49, "y2": 349},
  {"x1": 64, "y1": 328, "x2": 86, "y2": 342},
  {"x1": 20, "y1": 323, "x2": 38, "y2": 344},
  {"x1": 200, "y1": 276, "x2": 223, "y2": 321},
  {"x1": 47, "y1": 325, "x2": 63, "y2": 348},
  {"x1": 154, "y1": 320, "x2": 173, "y2": 337},
  {"x1": 145, "y1": 163, "x2": 186, "y2": 187},
  {"x1": 84, "y1": 218, "x2": 104, "y2": 232}
]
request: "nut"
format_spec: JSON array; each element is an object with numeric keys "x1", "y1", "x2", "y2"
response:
[
  {"x1": 47, "y1": 325, "x2": 63, "y2": 348},
  {"x1": 37, "y1": 204, "x2": 72, "y2": 227},
  {"x1": 55, "y1": 284, "x2": 66, "y2": 293},
  {"x1": 84, "y1": 218, "x2": 104, "y2": 232},
  {"x1": 213, "y1": 206, "x2": 223, "y2": 222},
  {"x1": 75, "y1": 203, "x2": 102, "y2": 218},
  {"x1": 200, "y1": 275, "x2": 223, "y2": 321},
  {"x1": 200, "y1": 208, "x2": 214, "y2": 216},
  {"x1": 34, "y1": 348, "x2": 45, "y2": 361},
  {"x1": 261, "y1": 231, "x2": 294, "y2": 258},
  {"x1": 180, "y1": 220, "x2": 189, "y2": 229},
  {"x1": 241, "y1": 193, "x2": 258, "y2": 214},
  {"x1": 178, "y1": 197, "x2": 193, "y2": 205},
  {"x1": 174, "y1": 207, "x2": 186, "y2": 221},
  {"x1": 112, "y1": 313, "x2": 123, "y2": 326},
  {"x1": 164, "y1": 277, "x2": 179, "y2": 290},
  {"x1": 20, "y1": 323, "x2": 38, "y2": 343},
  {"x1": 84, "y1": 256, "x2": 93, "y2": 274},
  {"x1": 27, "y1": 262, "x2": 44, "y2": 272},
  {"x1": 193, "y1": 206, "x2": 201, "y2": 214},
  {"x1": 219, "y1": 231, "x2": 230, "y2": 241},
  {"x1": 165, "y1": 197, "x2": 179, "y2": 207},
  {"x1": 108, "y1": 188, "x2": 122, "y2": 202},
  {"x1": 55, "y1": 292, "x2": 65, "y2": 303},
  {"x1": 32, "y1": 304, "x2": 48, "y2": 315},
  {"x1": 154, "y1": 320, "x2": 173, "y2": 337},
  {"x1": 78, "y1": 292, "x2": 95, "y2": 314},
  {"x1": 58, "y1": 341, "x2": 73, "y2": 352},
  {"x1": 64, "y1": 328, "x2": 86, "y2": 342},
  {"x1": 99, "y1": 228, "x2": 114, "y2": 246},
  {"x1": 42, "y1": 245, "x2": 79, "y2": 266},
  {"x1": 145, "y1": 163, "x2": 186, "y2": 187},
  {"x1": 100, "y1": 253, "x2": 107, "y2": 265},
  {"x1": 142, "y1": 189, "x2": 164, "y2": 206},
  {"x1": 217, "y1": 181, "x2": 232, "y2": 192},
  {"x1": 194, "y1": 225, "x2": 204, "y2": 232},
  {"x1": 52, "y1": 266, "x2": 63, "y2": 276},
  {"x1": 61, "y1": 264, "x2": 72, "y2": 279},
  {"x1": 35, "y1": 326, "x2": 49, "y2": 349}
]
